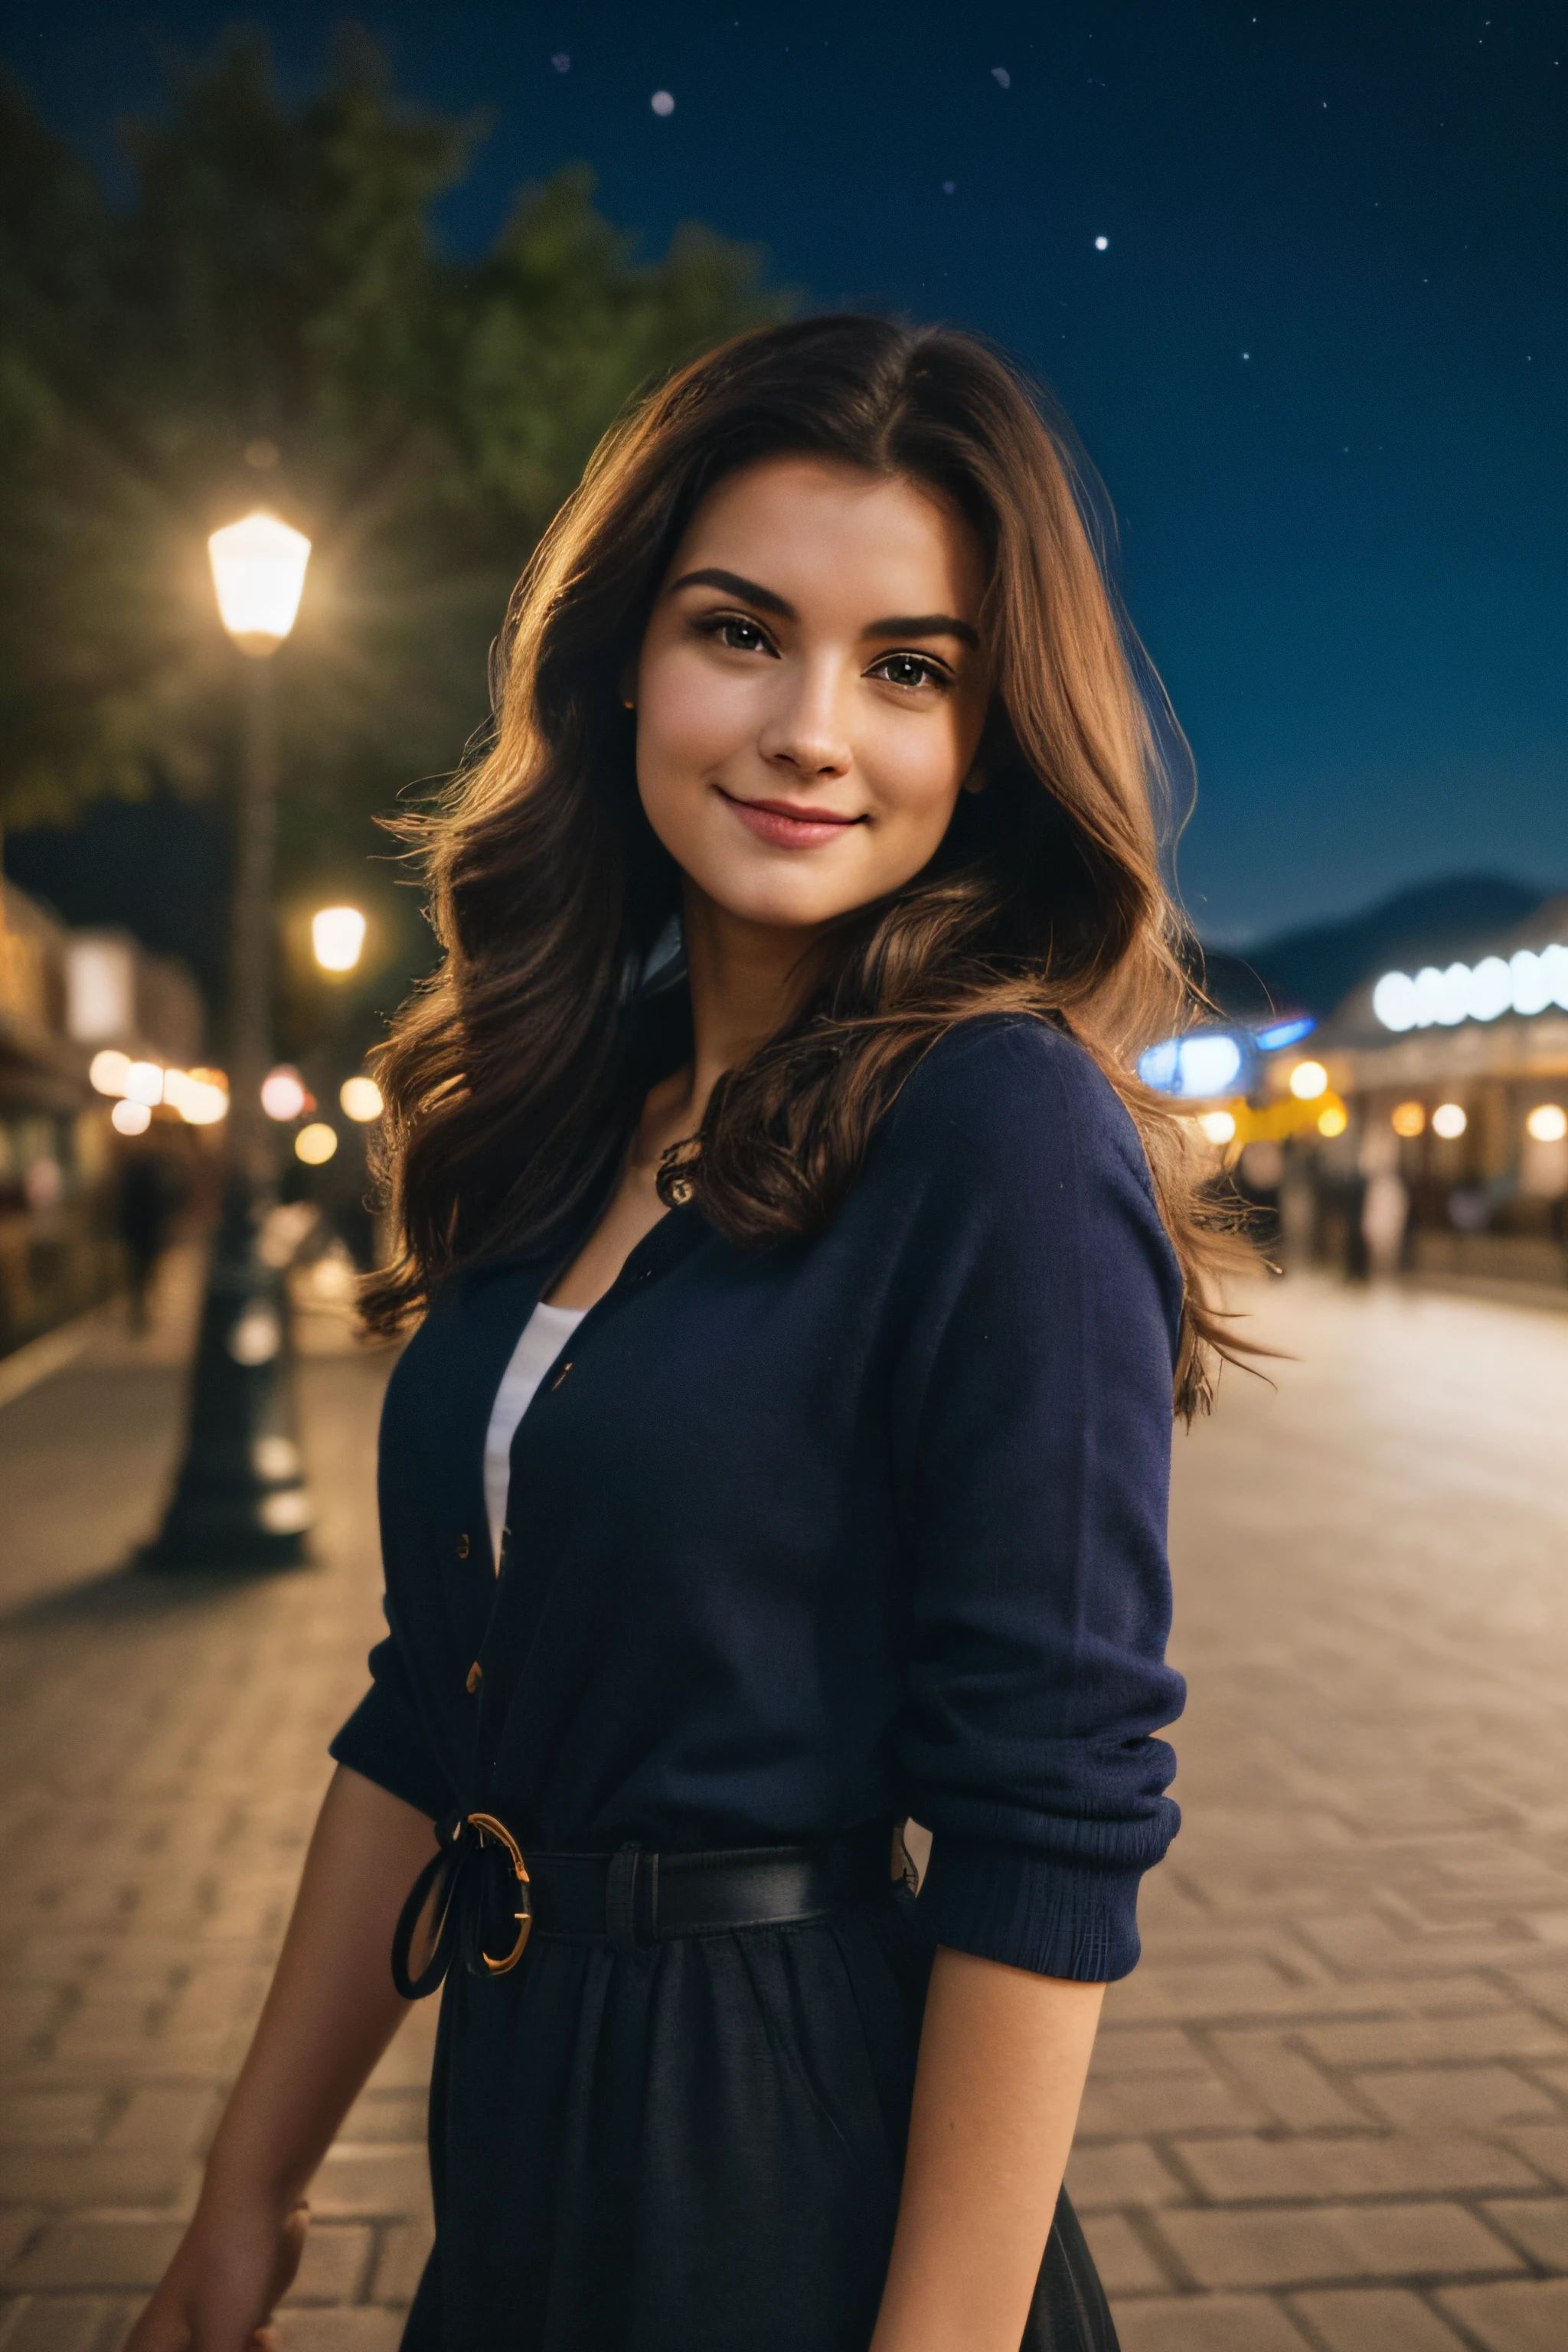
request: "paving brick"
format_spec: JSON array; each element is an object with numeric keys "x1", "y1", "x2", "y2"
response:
[
  {"x1": 0, "y1": 2099, "x2": 106, "y2": 2154},
  {"x1": 1076, "y1": 2212, "x2": 1174, "y2": 2295},
  {"x1": 1478, "y1": 2197, "x2": 1568, "y2": 2268},
  {"x1": 1287, "y1": 2287, "x2": 1470, "y2": 2350},
  {"x1": 1302, "y1": 2010, "x2": 1568, "y2": 2070},
  {"x1": 1207, "y1": 2031, "x2": 1370, "y2": 2129},
  {"x1": 1358, "y1": 2066, "x2": 1561, "y2": 2135},
  {"x1": 1500, "y1": 2123, "x2": 1568, "y2": 2189},
  {"x1": 1435, "y1": 2278, "x2": 1568, "y2": 2351},
  {"x1": 1063, "y1": 2141, "x2": 1186, "y2": 2210},
  {"x1": 275, "y1": 2311, "x2": 408, "y2": 2351},
  {"x1": 368, "y1": 2222, "x2": 433, "y2": 2306},
  {"x1": 1173, "y1": 2131, "x2": 1540, "y2": 2203},
  {"x1": 0, "y1": 2151, "x2": 195, "y2": 2207},
  {"x1": 309, "y1": 2148, "x2": 432, "y2": 2224},
  {"x1": 1155, "y1": 2201, "x2": 1523, "y2": 2291},
  {"x1": 282, "y1": 2225, "x2": 374, "y2": 2305},
  {"x1": 0, "y1": 2295, "x2": 122, "y2": 2352},
  {"x1": 339, "y1": 2093, "x2": 426, "y2": 2146},
  {"x1": 0, "y1": 2221, "x2": 42, "y2": 2277},
  {"x1": 2, "y1": 2220, "x2": 185, "y2": 2293},
  {"x1": 1110, "y1": 2292, "x2": 1312, "y2": 2350},
  {"x1": 1078, "y1": 2060, "x2": 1263, "y2": 2138}
]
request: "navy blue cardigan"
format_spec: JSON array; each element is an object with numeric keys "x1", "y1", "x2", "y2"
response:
[{"x1": 332, "y1": 1016, "x2": 1185, "y2": 1981}]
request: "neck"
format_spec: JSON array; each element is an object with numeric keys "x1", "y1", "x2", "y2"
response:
[{"x1": 678, "y1": 884, "x2": 826, "y2": 1129}]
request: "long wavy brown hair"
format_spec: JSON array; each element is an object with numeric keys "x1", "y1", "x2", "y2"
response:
[{"x1": 362, "y1": 313, "x2": 1248, "y2": 1415}]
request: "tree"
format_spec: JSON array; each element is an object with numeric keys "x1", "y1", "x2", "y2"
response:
[{"x1": 0, "y1": 31, "x2": 787, "y2": 951}]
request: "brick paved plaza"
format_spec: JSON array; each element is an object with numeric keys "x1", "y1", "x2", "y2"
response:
[{"x1": 1, "y1": 1264, "x2": 1565, "y2": 2350}]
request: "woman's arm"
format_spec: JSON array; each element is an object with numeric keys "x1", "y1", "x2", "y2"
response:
[
  {"x1": 126, "y1": 1765, "x2": 436, "y2": 2352},
  {"x1": 871, "y1": 1948, "x2": 1105, "y2": 2352}
]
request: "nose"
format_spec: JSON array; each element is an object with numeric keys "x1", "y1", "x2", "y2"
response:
[{"x1": 756, "y1": 657, "x2": 852, "y2": 781}]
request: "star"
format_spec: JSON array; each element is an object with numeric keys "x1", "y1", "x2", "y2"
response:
[{"x1": 1094, "y1": 235, "x2": 1109, "y2": 251}]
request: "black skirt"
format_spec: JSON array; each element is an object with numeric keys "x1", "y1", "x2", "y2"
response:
[{"x1": 400, "y1": 1879, "x2": 1119, "y2": 2351}]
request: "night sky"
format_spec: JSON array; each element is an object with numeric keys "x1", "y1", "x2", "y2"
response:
[{"x1": 3, "y1": 0, "x2": 1564, "y2": 944}]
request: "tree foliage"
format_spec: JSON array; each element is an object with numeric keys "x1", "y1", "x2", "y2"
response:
[{"x1": 0, "y1": 31, "x2": 786, "y2": 868}]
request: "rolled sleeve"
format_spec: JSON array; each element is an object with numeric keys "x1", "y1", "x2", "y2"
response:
[
  {"x1": 891, "y1": 1021, "x2": 1186, "y2": 1981},
  {"x1": 330, "y1": 1632, "x2": 455, "y2": 1822}
]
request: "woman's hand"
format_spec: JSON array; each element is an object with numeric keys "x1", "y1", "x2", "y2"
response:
[
  {"x1": 126, "y1": 1768, "x2": 436, "y2": 2351},
  {"x1": 122, "y1": 2190, "x2": 309, "y2": 2350}
]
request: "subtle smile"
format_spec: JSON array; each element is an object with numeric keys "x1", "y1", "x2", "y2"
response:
[{"x1": 717, "y1": 789, "x2": 865, "y2": 850}]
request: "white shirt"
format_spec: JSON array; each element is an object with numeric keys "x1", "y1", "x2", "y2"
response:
[{"x1": 482, "y1": 1301, "x2": 586, "y2": 1566}]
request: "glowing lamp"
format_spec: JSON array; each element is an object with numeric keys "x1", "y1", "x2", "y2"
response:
[
  {"x1": 295, "y1": 1122, "x2": 339, "y2": 1165},
  {"x1": 312, "y1": 905, "x2": 367, "y2": 973},
  {"x1": 207, "y1": 512, "x2": 311, "y2": 656},
  {"x1": 340, "y1": 1076, "x2": 384, "y2": 1122},
  {"x1": 1288, "y1": 1060, "x2": 1328, "y2": 1101},
  {"x1": 1431, "y1": 1102, "x2": 1467, "y2": 1140}
]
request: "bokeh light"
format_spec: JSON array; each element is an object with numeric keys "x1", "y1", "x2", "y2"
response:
[
  {"x1": 340, "y1": 1075, "x2": 384, "y2": 1122},
  {"x1": 89, "y1": 1049, "x2": 133, "y2": 1097},
  {"x1": 1289, "y1": 1060, "x2": 1329, "y2": 1100},
  {"x1": 1390, "y1": 1101, "x2": 1426, "y2": 1138},
  {"x1": 1316, "y1": 1105, "x2": 1348, "y2": 1138},
  {"x1": 295, "y1": 1122, "x2": 338, "y2": 1165},
  {"x1": 312, "y1": 906, "x2": 367, "y2": 973},
  {"x1": 1525, "y1": 1102, "x2": 1566, "y2": 1144},
  {"x1": 1431, "y1": 1102, "x2": 1467, "y2": 1140},
  {"x1": 111, "y1": 1099, "x2": 152, "y2": 1136},
  {"x1": 261, "y1": 1066, "x2": 309, "y2": 1122},
  {"x1": 1197, "y1": 1110, "x2": 1236, "y2": 1143}
]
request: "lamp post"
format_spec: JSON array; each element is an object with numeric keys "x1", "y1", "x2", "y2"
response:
[{"x1": 145, "y1": 513, "x2": 315, "y2": 1570}]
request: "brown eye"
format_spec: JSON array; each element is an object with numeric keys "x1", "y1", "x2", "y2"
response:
[
  {"x1": 707, "y1": 616, "x2": 773, "y2": 654},
  {"x1": 870, "y1": 652, "x2": 949, "y2": 691}
]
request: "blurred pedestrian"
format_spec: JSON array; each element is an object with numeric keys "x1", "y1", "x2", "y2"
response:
[
  {"x1": 116, "y1": 1145, "x2": 181, "y2": 1333},
  {"x1": 129, "y1": 318, "x2": 1257, "y2": 2352}
]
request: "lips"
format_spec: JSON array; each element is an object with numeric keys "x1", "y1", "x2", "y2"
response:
[{"x1": 718, "y1": 790, "x2": 864, "y2": 851}]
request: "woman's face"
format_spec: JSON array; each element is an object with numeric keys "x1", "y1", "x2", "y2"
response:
[{"x1": 633, "y1": 456, "x2": 990, "y2": 935}]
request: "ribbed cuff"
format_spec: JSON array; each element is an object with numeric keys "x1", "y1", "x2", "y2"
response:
[{"x1": 916, "y1": 1832, "x2": 1146, "y2": 1981}]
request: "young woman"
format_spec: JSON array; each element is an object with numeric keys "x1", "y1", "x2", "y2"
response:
[{"x1": 130, "y1": 315, "x2": 1239, "y2": 2352}]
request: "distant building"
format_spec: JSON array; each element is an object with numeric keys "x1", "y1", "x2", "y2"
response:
[
  {"x1": 1257, "y1": 894, "x2": 1568, "y2": 1293},
  {"x1": 0, "y1": 882, "x2": 205, "y2": 1353}
]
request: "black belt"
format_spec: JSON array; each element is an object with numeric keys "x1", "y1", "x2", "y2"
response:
[{"x1": 392, "y1": 1815, "x2": 898, "y2": 2000}]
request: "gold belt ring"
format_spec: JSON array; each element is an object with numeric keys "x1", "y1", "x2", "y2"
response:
[{"x1": 466, "y1": 1811, "x2": 532, "y2": 1972}]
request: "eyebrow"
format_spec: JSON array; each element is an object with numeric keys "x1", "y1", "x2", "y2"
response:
[{"x1": 668, "y1": 567, "x2": 980, "y2": 650}]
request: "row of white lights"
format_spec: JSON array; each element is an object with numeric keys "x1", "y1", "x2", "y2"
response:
[
  {"x1": 1373, "y1": 943, "x2": 1568, "y2": 1032},
  {"x1": 91, "y1": 1048, "x2": 383, "y2": 1154}
]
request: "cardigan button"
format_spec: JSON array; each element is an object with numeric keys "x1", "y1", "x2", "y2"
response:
[
  {"x1": 466, "y1": 1661, "x2": 483, "y2": 1695},
  {"x1": 455, "y1": 1532, "x2": 469, "y2": 1559}
]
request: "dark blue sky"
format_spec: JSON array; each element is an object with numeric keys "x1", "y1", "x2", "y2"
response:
[{"x1": 3, "y1": 0, "x2": 1563, "y2": 942}]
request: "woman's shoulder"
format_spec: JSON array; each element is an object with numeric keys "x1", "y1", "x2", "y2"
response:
[{"x1": 884, "y1": 1013, "x2": 1154, "y2": 1196}]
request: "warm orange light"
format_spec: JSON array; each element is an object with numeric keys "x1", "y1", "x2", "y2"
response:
[
  {"x1": 1390, "y1": 1101, "x2": 1426, "y2": 1138},
  {"x1": 1317, "y1": 1104, "x2": 1348, "y2": 1138}
]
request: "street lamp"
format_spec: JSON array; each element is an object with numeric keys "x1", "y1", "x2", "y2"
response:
[{"x1": 144, "y1": 511, "x2": 315, "y2": 1570}]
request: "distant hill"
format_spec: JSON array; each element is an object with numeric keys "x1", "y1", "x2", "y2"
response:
[{"x1": 1204, "y1": 875, "x2": 1554, "y2": 1023}]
